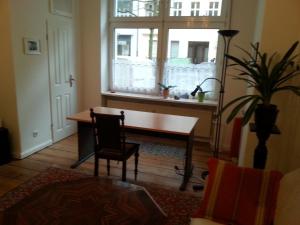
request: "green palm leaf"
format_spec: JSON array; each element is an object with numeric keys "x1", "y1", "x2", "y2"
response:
[
  {"x1": 242, "y1": 98, "x2": 260, "y2": 125},
  {"x1": 273, "y1": 86, "x2": 300, "y2": 95},
  {"x1": 226, "y1": 97, "x2": 256, "y2": 123}
]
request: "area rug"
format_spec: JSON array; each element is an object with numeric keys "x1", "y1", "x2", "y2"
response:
[
  {"x1": 128, "y1": 139, "x2": 185, "y2": 159},
  {"x1": 0, "y1": 167, "x2": 201, "y2": 225}
]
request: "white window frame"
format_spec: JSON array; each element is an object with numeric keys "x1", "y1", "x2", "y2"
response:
[{"x1": 109, "y1": 0, "x2": 231, "y2": 96}]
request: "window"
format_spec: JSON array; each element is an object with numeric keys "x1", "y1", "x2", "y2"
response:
[
  {"x1": 191, "y1": 2, "x2": 200, "y2": 16},
  {"x1": 145, "y1": 3, "x2": 154, "y2": 16},
  {"x1": 116, "y1": 0, "x2": 133, "y2": 17},
  {"x1": 208, "y1": 1, "x2": 220, "y2": 16},
  {"x1": 117, "y1": 35, "x2": 131, "y2": 56},
  {"x1": 114, "y1": 0, "x2": 160, "y2": 17},
  {"x1": 170, "y1": 41, "x2": 179, "y2": 58},
  {"x1": 169, "y1": 0, "x2": 223, "y2": 17},
  {"x1": 172, "y1": 1, "x2": 182, "y2": 16},
  {"x1": 164, "y1": 29, "x2": 218, "y2": 98},
  {"x1": 110, "y1": 0, "x2": 228, "y2": 99},
  {"x1": 112, "y1": 28, "x2": 158, "y2": 93}
]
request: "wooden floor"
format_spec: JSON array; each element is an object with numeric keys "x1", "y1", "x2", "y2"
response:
[{"x1": 0, "y1": 134, "x2": 218, "y2": 197}]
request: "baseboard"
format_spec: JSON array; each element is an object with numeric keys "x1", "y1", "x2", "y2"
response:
[{"x1": 13, "y1": 140, "x2": 53, "y2": 159}]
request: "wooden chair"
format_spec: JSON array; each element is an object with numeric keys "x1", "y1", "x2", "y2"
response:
[{"x1": 90, "y1": 108, "x2": 139, "y2": 181}]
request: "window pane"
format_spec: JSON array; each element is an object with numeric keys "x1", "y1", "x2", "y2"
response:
[
  {"x1": 163, "y1": 29, "x2": 219, "y2": 99},
  {"x1": 170, "y1": 0, "x2": 223, "y2": 17},
  {"x1": 114, "y1": 0, "x2": 160, "y2": 17},
  {"x1": 112, "y1": 28, "x2": 158, "y2": 93}
]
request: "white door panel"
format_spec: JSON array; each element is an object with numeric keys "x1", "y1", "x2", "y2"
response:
[{"x1": 47, "y1": 17, "x2": 77, "y2": 142}]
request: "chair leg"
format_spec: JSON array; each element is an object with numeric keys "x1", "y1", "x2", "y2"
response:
[
  {"x1": 122, "y1": 160, "x2": 127, "y2": 182},
  {"x1": 134, "y1": 150, "x2": 139, "y2": 181},
  {"x1": 94, "y1": 156, "x2": 99, "y2": 176},
  {"x1": 107, "y1": 159, "x2": 110, "y2": 176}
]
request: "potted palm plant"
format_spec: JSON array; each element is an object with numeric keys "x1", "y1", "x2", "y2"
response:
[
  {"x1": 222, "y1": 41, "x2": 300, "y2": 169},
  {"x1": 158, "y1": 83, "x2": 176, "y2": 98}
]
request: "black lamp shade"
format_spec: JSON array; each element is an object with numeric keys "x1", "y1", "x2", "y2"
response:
[{"x1": 218, "y1": 30, "x2": 239, "y2": 37}]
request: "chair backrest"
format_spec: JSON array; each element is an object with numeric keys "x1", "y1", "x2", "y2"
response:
[{"x1": 90, "y1": 108, "x2": 125, "y2": 150}]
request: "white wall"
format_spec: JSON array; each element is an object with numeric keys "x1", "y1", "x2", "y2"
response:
[
  {"x1": 80, "y1": 0, "x2": 102, "y2": 109},
  {"x1": 220, "y1": 0, "x2": 259, "y2": 150},
  {"x1": 0, "y1": 0, "x2": 21, "y2": 152},
  {"x1": 100, "y1": 0, "x2": 109, "y2": 93},
  {"x1": 1, "y1": 0, "x2": 81, "y2": 158},
  {"x1": 262, "y1": 0, "x2": 300, "y2": 172},
  {"x1": 9, "y1": 0, "x2": 52, "y2": 158},
  {"x1": 239, "y1": 0, "x2": 300, "y2": 172}
]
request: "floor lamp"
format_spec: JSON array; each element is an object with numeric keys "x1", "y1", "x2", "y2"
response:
[
  {"x1": 213, "y1": 29, "x2": 239, "y2": 158},
  {"x1": 192, "y1": 30, "x2": 240, "y2": 191}
]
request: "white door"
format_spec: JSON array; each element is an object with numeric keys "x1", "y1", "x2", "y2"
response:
[{"x1": 47, "y1": 17, "x2": 77, "y2": 142}]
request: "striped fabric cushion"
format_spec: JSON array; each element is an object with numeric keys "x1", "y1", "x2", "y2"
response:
[{"x1": 193, "y1": 158, "x2": 282, "y2": 225}]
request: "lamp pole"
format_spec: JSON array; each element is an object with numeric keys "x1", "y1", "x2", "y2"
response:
[{"x1": 214, "y1": 30, "x2": 239, "y2": 158}]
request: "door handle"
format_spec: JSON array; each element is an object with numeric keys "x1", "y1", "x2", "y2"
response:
[{"x1": 69, "y1": 74, "x2": 75, "y2": 87}]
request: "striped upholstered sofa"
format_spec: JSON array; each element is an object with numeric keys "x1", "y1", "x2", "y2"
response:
[{"x1": 190, "y1": 159, "x2": 300, "y2": 225}]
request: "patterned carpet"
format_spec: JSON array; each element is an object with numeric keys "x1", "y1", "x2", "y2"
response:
[
  {"x1": 0, "y1": 168, "x2": 201, "y2": 225},
  {"x1": 128, "y1": 139, "x2": 185, "y2": 159}
]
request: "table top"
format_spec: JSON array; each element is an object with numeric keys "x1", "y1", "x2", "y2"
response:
[{"x1": 67, "y1": 107, "x2": 199, "y2": 136}]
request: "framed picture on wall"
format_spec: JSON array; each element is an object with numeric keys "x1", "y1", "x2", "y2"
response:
[
  {"x1": 23, "y1": 38, "x2": 41, "y2": 55},
  {"x1": 50, "y1": 0, "x2": 73, "y2": 18}
]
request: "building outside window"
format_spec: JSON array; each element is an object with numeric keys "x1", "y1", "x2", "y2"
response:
[
  {"x1": 110, "y1": 0, "x2": 226, "y2": 98},
  {"x1": 145, "y1": 3, "x2": 154, "y2": 16},
  {"x1": 116, "y1": 0, "x2": 133, "y2": 17}
]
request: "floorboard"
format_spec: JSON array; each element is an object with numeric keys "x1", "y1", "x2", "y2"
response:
[{"x1": 0, "y1": 134, "x2": 228, "y2": 197}]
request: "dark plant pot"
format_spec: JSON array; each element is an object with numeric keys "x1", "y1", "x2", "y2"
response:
[
  {"x1": 253, "y1": 104, "x2": 279, "y2": 169},
  {"x1": 254, "y1": 104, "x2": 278, "y2": 131}
]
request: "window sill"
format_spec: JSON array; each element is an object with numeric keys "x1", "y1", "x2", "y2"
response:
[{"x1": 101, "y1": 91, "x2": 218, "y2": 109}]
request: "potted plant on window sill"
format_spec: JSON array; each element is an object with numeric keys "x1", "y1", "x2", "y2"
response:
[
  {"x1": 222, "y1": 41, "x2": 300, "y2": 169},
  {"x1": 191, "y1": 78, "x2": 221, "y2": 102},
  {"x1": 158, "y1": 83, "x2": 176, "y2": 99}
]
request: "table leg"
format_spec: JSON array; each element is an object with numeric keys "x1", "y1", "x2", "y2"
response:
[
  {"x1": 70, "y1": 122, "x2": 94, "y2": 168},
  {"x1": 179, "y1": 130, "x2": 194, "y2": 191}
]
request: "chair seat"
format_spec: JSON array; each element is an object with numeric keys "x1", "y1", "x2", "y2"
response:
[{"x1": 96, "y1": 142, "x2": 139, "y2": 161}]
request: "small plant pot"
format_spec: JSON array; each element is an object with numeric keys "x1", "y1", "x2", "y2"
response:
[
  {"x1": 162, "y1": 89, "x2": 169, "y2": 99},
  {"x1": 197, "y1": 92, "x2": 205, "y2": 102}
]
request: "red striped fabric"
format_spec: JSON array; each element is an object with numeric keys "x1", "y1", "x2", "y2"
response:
[{"x1": 193, "y1": 158, "x2": 282, "y2": 225}]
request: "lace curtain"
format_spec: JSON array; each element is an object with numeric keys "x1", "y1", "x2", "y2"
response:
[
  {"x1": 112, "y1": 59, "x2": 157, "y2": 94},
  {"x1": 163, "y1": 62, "x2": 218, "y2": 100},
  {"x1": 112, "y1": 59, "x2": 218, "y2": 100}
]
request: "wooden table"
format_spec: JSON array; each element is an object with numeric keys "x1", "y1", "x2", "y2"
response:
[{"x1": 67, "y1": 107, "x2": 199, "y2": 191}]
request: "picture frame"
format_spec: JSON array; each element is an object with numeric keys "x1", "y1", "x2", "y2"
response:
[
  {"x1": 23, "y1": 38, "x2": 41, "y2": 55},
  {"x1": 49, "y1": 0, "x2": 73, "y2": 18}
]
